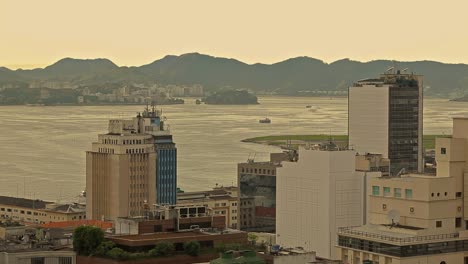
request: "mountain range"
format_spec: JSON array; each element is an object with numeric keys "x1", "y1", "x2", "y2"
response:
[{"x1": 1, "y1": 53, "x2": 468, "y2": 97}]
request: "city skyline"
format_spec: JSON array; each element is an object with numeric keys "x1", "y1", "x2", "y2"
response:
[{"x1": 1, "y1": 0, "x2": 468, "y2": 69}]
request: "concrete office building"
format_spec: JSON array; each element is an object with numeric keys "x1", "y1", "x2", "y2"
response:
[
  {"x1": 86, "y1": 106, "x2": 177, "y2": 221},
  {"x1": 177, "y1": 186, "x2": 239, "y2": 229},
  {"x1": 348, "y1": 71, "x2": 423, "y2": 175},
  {"x1": 237, "y1": 152, "x2": 295, "y2": 232},
  {"x1": 337, "y1": 118, "x2": 468, "y2": 264},
  {"x1": 276, "y1": 143, "x2": 363, "y2": 259}
]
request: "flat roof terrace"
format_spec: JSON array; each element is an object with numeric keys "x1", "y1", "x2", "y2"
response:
[
  {"x1": 338, "y1": 225, "x2": 460, "y2": 246},
  {"x1": 108, "y1": 229, "x2": 246, "y2": 247}
]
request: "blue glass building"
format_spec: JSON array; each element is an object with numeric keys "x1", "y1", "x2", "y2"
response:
[{"x1": 154, "y1": 135, "x2": 177, "y2": 205}]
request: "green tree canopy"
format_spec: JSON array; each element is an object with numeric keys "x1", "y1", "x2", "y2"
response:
[
  {"x1": 183, "y1": 241, "x2": 201, "y2": 257},
  {"x1": 148, "y1": 242, "x2": 175, "y2": 257},
  {"x1": 72, "y1": 226, "x2": 105, "y2": 256}
]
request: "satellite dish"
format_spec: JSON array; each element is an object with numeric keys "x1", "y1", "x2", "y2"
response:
[{"x1": 387, "y1": 209, "x2": 400, "y2": 225}]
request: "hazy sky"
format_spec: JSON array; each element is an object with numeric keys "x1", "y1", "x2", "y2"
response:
[{"x1": 1, "y1": 0, "x2": 468, "y2": 69}]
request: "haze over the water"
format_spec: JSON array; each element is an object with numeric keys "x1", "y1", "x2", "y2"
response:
[{"x1": 1, "y1": 0, "x2": 468, "y2": 69}]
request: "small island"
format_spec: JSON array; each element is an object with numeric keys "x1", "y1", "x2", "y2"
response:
[{"x1": 204, "y1": 89, "x2": 258, "y2": 105}]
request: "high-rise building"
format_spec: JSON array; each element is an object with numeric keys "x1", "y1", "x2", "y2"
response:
[
  {"x1": 86, "y1": 106, "x2": 177, "y2": 221},
  {"x1": 336, "y1": 118, "x2": 468, "y2": 264},
  {"x1": 348, "y1": 70, "x2": 423, "y2": 175},
  {"x1": 276, "y1": 143, "x2": 363, "y2": 259}
]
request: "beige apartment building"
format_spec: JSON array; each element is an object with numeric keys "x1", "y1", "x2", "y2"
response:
[
  {"x1": 86, "y1": 106, "x2": 177, "y2": 221},
  {"x1": 0, "y1": 196, "x2": 86, "y2": 224},
  {"x1": 177, "y1": 186, "x2": 239, "y2": 229},
  {"x1": 336, "y1": 118, "x2": 468, "y2": 264}
]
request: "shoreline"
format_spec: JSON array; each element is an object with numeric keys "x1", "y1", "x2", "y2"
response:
[{"x1": 242, "y1": 134, "x2": 448, "y2": 150}]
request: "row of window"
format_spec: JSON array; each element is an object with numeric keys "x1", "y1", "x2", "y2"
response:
[
  {"x1": 123, "y1": 139, "x2": 144, "y2": 145},
  {"x1": 31, "y1": 257, "x2": 72, "y2": 264},
  {"x1": 103, "y1": 139, "x2": 118, "y2": 144},
  {"x1": 240, "y1": 167, "x2": 275, "y2": 175},
  {"x1": 372, "y1": 186, "x2": 413, "y2": 199},
  {"x1": 98, "y1": 147, "x2": 114, "y2": 154},
  {"x1": 126, "y1": 148, "x2": 145, "y2": 154}
]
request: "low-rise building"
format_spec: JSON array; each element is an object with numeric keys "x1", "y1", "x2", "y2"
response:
[
  {"x1": 0, "y1": 249, "x2": 76, "y2": 264},
  {"x1": 177, "y1": 186, "x2": 239, "y2": 229},
  {"x1": 114, "y1": 204, "x2": 226, "y2": 235},
  {"x1": 0, "y1": 196, "x2": 86, "y2": 224}
]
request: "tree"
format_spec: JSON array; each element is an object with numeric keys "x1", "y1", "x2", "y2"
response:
[
  {"x1": 248, "y1": 233, "x2": 258, "y2": 245},
  {"x1": 183, "y1": 241, "x2": 201, "y2": 257},
  {"x1": 214, "y1": 243, "x2": 226, "y2": 253},
  {"x1": 72, "y1": 226, "x2": 104, "y2": 256},
  {"x1": 148, "y1": 242, "x2": 175, "y2": 257},
  {"x1": 106, "y1": 247, "x2": 129, "y2": 260},
  {"x1": 94, "y1": 241, "x2": 116, "y2": 256}
]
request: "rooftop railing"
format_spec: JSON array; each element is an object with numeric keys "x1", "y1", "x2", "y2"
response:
[{"x1": 338, "y1": 226, "x2": 459, "y2": 245}]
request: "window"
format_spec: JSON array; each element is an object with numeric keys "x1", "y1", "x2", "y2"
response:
[
  {"x1": 383, "y1": 187, "x2": 391, "y2": 197},
  {"x1": 441, "y1": 148, "x2": 446, "y2": 155},
  {"x1": 456, "y1": 217, "x2": 462, "y2": 228},
  {"x1": 31, "y1": 257, "x2": 45, "y2": 264},
  {"x1": 457, "y1": 192, "x2": 462, "y2": 198},
  {"x1": 394, "y1": 188, "x2": 401, "y2": 198},
  {"x1": 405, "y1": 189, "x2": 413, "y2": 199},
  {"x1": 58, "y1": 257, "x2": 73, "y2": 264},
  {"x1": 372, "y1": 186, "x2": 380, "y2": 196},
  {"x1": 153, "y1": 225, "x2": 162, "y2": 232},
  {"x1": 436, "y1": 221, "x2": 442, "y2": 228}
]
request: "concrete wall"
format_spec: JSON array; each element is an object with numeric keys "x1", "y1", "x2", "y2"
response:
[
  {"x1": 276, "y1": 148, "x2": 361, "y2": 259},
  {"x1": 76, "y1": 253, "x2": 218, "y2": 264},
  {"x1": 348, "y1": 85, "x2": 389, "y2": 157}
]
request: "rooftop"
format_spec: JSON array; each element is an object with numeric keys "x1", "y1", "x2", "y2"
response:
[
  {"x1": 0, "y1": 196, "x2": 51, "y2": 210},
  {"x1": 40, "y1": 220, "x2": 112, "y2": 230},
  {"x1": 338, "y1": 225, "x2": 459, "y2": 245},
  {"x1": 108, "y1": 228, "x2": 245, "y2": 247}
]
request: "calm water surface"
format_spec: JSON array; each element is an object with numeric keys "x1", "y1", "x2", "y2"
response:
[{"x1": 0, "y1": 97, "x2": 466, "y2": 202}]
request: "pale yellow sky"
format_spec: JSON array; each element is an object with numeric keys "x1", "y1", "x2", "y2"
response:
[{"x1": 1, "y1": 0, "x2": 467, "y2": 69}]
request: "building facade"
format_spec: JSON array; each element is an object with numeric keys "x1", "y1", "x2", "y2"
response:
[
  {"x1": 336, "y1": 118, "x2": 468, "y2": 264},
  {"x1": 0, "y1": 250, "x2": 76, "y2": 264},
  {"x1": 276, "y1": 144, "x2": 363, "y2": 259},
  {"x1": 86, "y1": 106, "x2": 177, "y2": 221},
  {"x1": 177, "y1": 186, "x2": 239, "y2": 229},
  {"x1": 348, "y1": 71, "x2": 423, "y2": 175},
  {"x1": 0, "y1": 196, "x2": 86, "y2": 224},
  {"x1": 238, "y1": 152, "x2": 294, "y2": 232}
]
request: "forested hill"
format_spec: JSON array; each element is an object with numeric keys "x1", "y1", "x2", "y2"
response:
[{"x1": 2, "y1": 53, "x2": 468, "y2": 97}]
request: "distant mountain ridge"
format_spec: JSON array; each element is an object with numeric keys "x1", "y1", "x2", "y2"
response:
[{"x1": 2, "y1": 53, "x2": 468, "y2": 97}]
